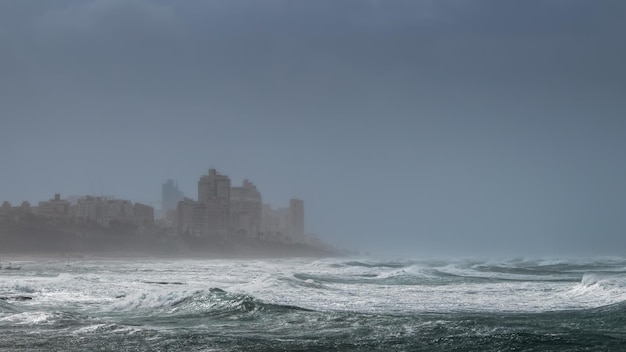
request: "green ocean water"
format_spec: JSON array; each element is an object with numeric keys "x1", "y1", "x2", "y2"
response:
[{"x1": 1, "y1": 257, "x2": 625, "y2": 351}]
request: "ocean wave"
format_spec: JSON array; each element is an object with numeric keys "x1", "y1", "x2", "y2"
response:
[
  {"x1": 563, "y1": 273, "x2": 626, "y2": 309},
  {"x1": 581, "y1": 299, "x2": 626, "y2": 318},
  {"x1": 3, "y1": 284, "x2": 38, "y2": 294},
  {"x1": 110, "y1": 289, "x2": 191, "y2": 311},
  {"x1": 0, "y1": 300, "x2": 23, "y2": 314},
  {"x1": 283, "y1": 276, "x2": 330, "y2": 290},
  {"x1": 343, "y1": 260, "x2": 410, "y2": 269},
  {"x1": 325, "y1": 258, "x2": 619, "y2": 286},
  {"x1": 71, "y1": 323, "x2": 147, "y2": 337},
  {"x1": 176, "y1": 288, "x2": 315, "y2": 316},
  {"x1": 293, "y1": 263, "x2": 442, "y2": 286},
  {"x1": 0, "y1": 310, "x2": 87, "y2": 327},
  {"x1": 431, "y1": 263, "x2": 579, "y2": 283},
  {"x1": 293, "y1": 272, "x2": 366, "y2": 285},
  {"x1": 110, "y1": 287, "x2": 314, "y2": 318},
  {"x1": 292, "y1": 272, "x2": 425, "y2": 286},
  {"x1": 578, "y1": 273, "x2": 626, "y2": 289}
]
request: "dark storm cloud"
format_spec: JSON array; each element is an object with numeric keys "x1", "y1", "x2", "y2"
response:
[{"x1": 1, "y1": 1, "x2": 625, "y2": 256}]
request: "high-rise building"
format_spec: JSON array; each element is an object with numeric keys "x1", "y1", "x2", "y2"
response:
[
  {"x1": 177, "y1": 198, "x2": 207, "y2": 237},
  {"x1": 198, "y1": 169, "x2": 231, "y2": 238},
  {"x1": 161, "y1": 179, "x2": 184, "y2": 211},
  {"x1": 230, "y1": 179, "x2": 262, "y2": 239},
  {"x1": 288, "y1": 198, "x2": 304, "y2": 241},
  {"x1": 198, "y1": 169, "x2": 230, "y2": 203}
]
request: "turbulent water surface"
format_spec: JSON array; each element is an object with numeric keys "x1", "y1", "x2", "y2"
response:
[{"x1": 1, "y1": 256, "x2": 626, "y2": 351}]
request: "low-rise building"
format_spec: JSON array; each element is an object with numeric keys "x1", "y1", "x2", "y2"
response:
[
  {"x1": 0, "y1": 201, "x2": 11, "y2": 221},
  {"x1": 105, "y1": 199, "x2": 133, "y2": 221},
  {"x1": 133, "y1": 203, "x2": 155, "y2": 227},
  {"x1": 76, "y1": 196, "x2": 134, "y2": 226},
  {"x1": 288, "y1": 198, "x2": 305, "y2": 242},
  {"x1": 38, "y1": 194, "x2": 71, "y2": 219},
  {"x1": 261, "y1": 204, "x2": 289, "y2": 242},
  {"x1": 76, "y1": 196, "x2": 106, "y2": 221},
  {"x1": 260, "y1": 199, "x2": 305, "y2": 243}
]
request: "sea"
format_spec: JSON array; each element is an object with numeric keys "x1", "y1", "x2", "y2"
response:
[{"x1": 1, "y1": 256, "x2": 626, "y2": 351}]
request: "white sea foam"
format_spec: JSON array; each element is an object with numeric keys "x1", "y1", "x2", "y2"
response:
[
  {"x1": 0, "y1": 312, "x2": 51, "y2": 325},
  {"x1": 110, "y1": 289, "x2": 193, "y2": 311},
  {"x1": 1, "y1": 257, "x2": 625, "y2": 319},
  {"x1": 72, "y1": 323, "x2": 108, "y2": 334}
]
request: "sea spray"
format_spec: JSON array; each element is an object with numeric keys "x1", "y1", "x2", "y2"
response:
[{"x1": 1, "y1": 257, "x2": 626, "y2": 351}]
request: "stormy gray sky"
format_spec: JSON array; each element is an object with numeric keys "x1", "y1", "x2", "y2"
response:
[{"x1": 2, "y1": 0, "x2": 625, "y2": 256}]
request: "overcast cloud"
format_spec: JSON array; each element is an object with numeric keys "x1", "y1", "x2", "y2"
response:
[{"x1": 1, "y1": 0, "x2": 625, "y2": 257}]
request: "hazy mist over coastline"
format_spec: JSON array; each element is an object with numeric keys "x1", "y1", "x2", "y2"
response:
[{"x1": 2, "y1": 0, "x2": 625, "y2": 257}]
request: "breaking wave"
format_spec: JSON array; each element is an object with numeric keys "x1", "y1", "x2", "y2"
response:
[
  {"x1": 3, "y1": 257, "x2": 626, "y2": 351},
  {"x1": 111, "y1": 287, "x2": 314, "y2": 319},
  {"x1": 343, "y1": 260, "x2": 410, "y2": 269}
]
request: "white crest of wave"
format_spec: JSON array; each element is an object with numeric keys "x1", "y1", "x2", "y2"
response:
[
  {"x1": 581, "y1": 273, "x2": 602, "y2": 287},
  {"x1": 231, "y1": 273, "x2": 277, "y2": 292},
  {"x1": 374, "y1": 264, "x2": 435, "y2": 280},
  {"x1": 578, "y1": 273, "x2": 626, "y2": 289},
  {"x1": 109, "y1": 289, "x2": 192, "y2": 311},
  {"x1": 0, "y1": 312, "x2": 51, "y2": 325},
  {"x1": 564, "y1": 273, "x2": 626, "y2": 308}
]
